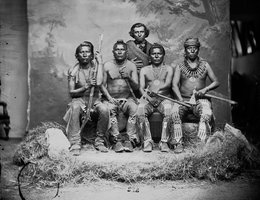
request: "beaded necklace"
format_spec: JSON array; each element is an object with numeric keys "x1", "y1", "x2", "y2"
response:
[
  {"x1": 151, "y1": 65, "x2": 165, "y2": 86},
  {"x1": 152, "y1": 65, "x2": 163, "y2": 79}
]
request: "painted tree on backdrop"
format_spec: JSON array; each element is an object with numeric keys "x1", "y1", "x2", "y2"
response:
[
  {"x1": 127, "y1": 0, "x2": 230, "y2": 67},
  {"x1": 28, "y1": 0, "x2": 71, "y2": 128},
  {"x1": 28, "y1": 0, "x2": 69, "y2": 57},
  {"x1": 129, "y1": 0, "x2": 228, "y2": 26}
]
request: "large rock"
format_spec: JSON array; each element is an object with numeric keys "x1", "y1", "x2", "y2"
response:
[{"x1": 45, "y1": 128, "x2": 70, "y2": 159}]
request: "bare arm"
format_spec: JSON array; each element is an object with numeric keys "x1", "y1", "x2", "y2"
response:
[
  {"x1": 100, "y1": 65, "x2": 117, "y2": 104},
  {"x1": 119, "y1": 64, "x2": 139, "y2": 90},
  {"x1": 205, "y1": 63, "x2": 220, "y2": 91},
  {"x1": 172, "y1": 65, "x2": 183, "y2": 101},
  {"x1": 68, "y1": 69, "x2": 88, "y2": 98},
  {"x1": 100, "y1": 66, "x2": 110, "y2": 99},
  {"x1": 197, "y1": 63, "x2": 220, "y2": 95},
  {"x1": 127, "y1": 65, "x2": 139, "y2": 90},
  {"x1": 139, "y1": 68, "x2": 146, "y2": 95}
]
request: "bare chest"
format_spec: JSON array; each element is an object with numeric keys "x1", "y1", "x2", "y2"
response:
[
  {"x1": 145, "y1": 66, "x2": 167, "y2": 82},
  {"x1": 107, "y1": 65, "x2": 131, "y2": 80},
  {"x1": 76, "y1": 68, "x2": 93, "y2": 86}
]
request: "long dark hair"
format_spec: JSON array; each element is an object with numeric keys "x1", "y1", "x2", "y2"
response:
[{"x1": 75, "y1": 41, "x2": 94, "y2": 60}]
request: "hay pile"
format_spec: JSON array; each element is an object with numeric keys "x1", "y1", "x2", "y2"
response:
[
  {"x1": 13, "y1": 123, "x2": 260, "y2": 187},
  {"x1": 13, "y1": 122, "x2": 66, "y2": 166}
]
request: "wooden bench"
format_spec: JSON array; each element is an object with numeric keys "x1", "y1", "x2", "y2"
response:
[
  {"x1": 116, "y1": 111, "x2": 203, "y2": 143},
  {"x1": 150, "y1": 111, "x2": 215, "y2": 144}
]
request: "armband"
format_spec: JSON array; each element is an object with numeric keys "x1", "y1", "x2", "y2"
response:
[{"x1": 68, "y1": 74, "x2": 75, "y2": 81}]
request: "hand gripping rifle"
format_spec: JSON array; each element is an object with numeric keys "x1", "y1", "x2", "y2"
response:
[
  {"x1": 80, "y1": 34, "x2": 103, "y2": 133},
  {"x1": 119, "y1": 66, "x2": 139, "y2": 105},
  {"x1": 125, "y1": 79, "x2": 139, "y2": 105},
  {"x1": 188, "y1": 89, "x2": 238, "y2": 105}
]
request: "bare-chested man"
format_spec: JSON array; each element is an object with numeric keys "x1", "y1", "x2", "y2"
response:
[
  {"x1": 171, "y1": 38, "x2": 220, "y2": 153},
  {"x1": 101, "y1": 40, "x2": 139, "y2": 153},
  {"x1": 136, "y1": 43, "x2": 174, "y2": 152},
  {"x1": 63, "y1": 41, "x2": 110, "y2": 156}
]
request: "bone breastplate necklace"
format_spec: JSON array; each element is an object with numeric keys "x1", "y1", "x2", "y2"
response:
[{"x1": 180, "y1": 59, "x2": 206, "y2": 82}]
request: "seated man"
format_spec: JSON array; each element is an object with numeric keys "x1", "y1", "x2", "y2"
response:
[
  {"x1": 101, "y1": 40, "x2": 139, "y2": 153},
  {"x1": 136, "y1": 43, "x2": 174, "y2": 152},
  {"x1": 171, "y1": 38, "x2": 220, "y2": 153},
  {"x1": 63, "y1": 41, "x2": 110, "y2": 156}
]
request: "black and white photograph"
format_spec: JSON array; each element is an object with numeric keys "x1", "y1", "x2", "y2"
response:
[{"x1": 0, "y1": 0, "x2": 260, "y2": 199}]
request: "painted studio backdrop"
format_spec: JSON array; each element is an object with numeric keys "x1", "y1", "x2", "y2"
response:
[{"x1": 27, "y1": 0, "x2": 230, "y2": 133}]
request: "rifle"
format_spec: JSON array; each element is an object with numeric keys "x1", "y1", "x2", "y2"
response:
[
  {"x1": 189, "y1": 89, "x2": 238, "y2": 105},
  {"x1": 80, "y1": 34, "x2": 103, "y2": 132},
  {"x1": 124, "y1": 79, "x2": 139, "y2": 105},
  {"x1": 145, "y1": 89, "x2": 192, "y2": 108},
  {"x1": 119, "y1": 66, "x2": 139, "y2": 105},
  {"x1": 204, "y1": 93, "x2": 238, "y2": 105}
]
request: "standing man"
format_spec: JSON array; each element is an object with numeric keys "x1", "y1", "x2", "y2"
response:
[
  {"x1": 136, "y1": 43, "x2": 174, "y2": 152},
  {"x1": 126, "y1": 23, "x2": 152, "y2": 73},
  {"x1": 126, "y1": 23, "x2": 153, "y2": 98},
  {"x1": 171, "y1": 38, "x2": 220, "y2": 153},
  {"x1": 63, "y1": 41, "x2": 110, "y2": 156},
  {"x1": 101, "y1": 40, "x2": 139, "y2": 153}
]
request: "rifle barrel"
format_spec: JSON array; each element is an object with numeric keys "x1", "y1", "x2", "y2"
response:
[
  {"x1": 155, "y1": 93, "x2": 191, "y2": 107},
  {"x1": 205, "y1": 94, "x2": 238, "y2": 105},
  {"x1": 125, "y1": 79, "x2": 139, "y2": 104}
]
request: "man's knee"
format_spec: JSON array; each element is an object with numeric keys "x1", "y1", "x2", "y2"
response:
[
  {"x1": 96, "y1": 103, "x2": 109, "y2": 115},
  {"x1": 136, "y1": 106, "x2": 146, "y2": 124},
  {"x1": 135, "y1": 103, "x2": 146, "y2": 116},
  {"x1": 203, "y1": 108, "x2": 212, "y2": 117},
  {"x1": 171, "y1": 104, "x2": 182, "y2": 123},
  {"x1": 200, "y1": 113, "x2": 212, "y2": 123},
  {"x1": 71, "y1": 103, "x2": 81, "y2": 112},
  {"x1": 162, "y1": 102, "x2": 172, "y2": 117},
  {"x1": 127, "y1": 103, "x2": 138, "y2": 115},
  {"x1": 172, "y1": 104, "x2": 180, "y2": 112},
  {"x1": 200, "y1": 106, "x2": 213, "y2": 122}
]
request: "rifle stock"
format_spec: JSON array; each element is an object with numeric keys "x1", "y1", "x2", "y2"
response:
[
  {"x1": 79, "y1": 86, "x2": 95, "y2": 133},
  {"x1": 147, "y1": 90, "x2": 191, "y2": 108}
]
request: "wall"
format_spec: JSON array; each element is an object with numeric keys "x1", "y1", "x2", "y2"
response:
[{"x1": 0, "y1": 0, "x2": 28, "y2": 138}]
